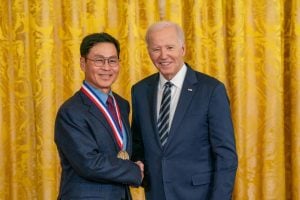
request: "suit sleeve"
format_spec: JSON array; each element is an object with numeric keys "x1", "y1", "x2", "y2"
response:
[
  {"x1": 54, "y1": 103, "x2": 142, "y2": 186},
  {"x1": 208, "y1": 83, "x2": 238, "y2": 200},
  {"x1": 131, "y1": 86, "x2": 145, "y2": 162}
]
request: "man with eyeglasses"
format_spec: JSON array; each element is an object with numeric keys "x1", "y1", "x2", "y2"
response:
[{"x1": 55, "y1": 32, "x2": 144, "y2": 200}]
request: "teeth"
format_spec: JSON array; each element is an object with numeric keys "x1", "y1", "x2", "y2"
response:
[
  {"x1": 100, "y1": 74, "x2": 111, "y2": 78},
  {"x1": 160, "y1": 62, "x2": 170, "y2": 66}
]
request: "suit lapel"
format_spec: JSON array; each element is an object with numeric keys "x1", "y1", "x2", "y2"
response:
[
  {"x1": 147, "y1": 75, "x2": 162, "y2": 148},
  {"x1": 166, "y1": 67, "x2": 198, "y2": 148},
  {"x1": 79, "y1": 91, "x2": 121, "y2": 151}
]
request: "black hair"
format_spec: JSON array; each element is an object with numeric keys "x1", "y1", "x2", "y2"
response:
[{"x1": 80, "y1": 32, "x2": 120, "y2": 58}]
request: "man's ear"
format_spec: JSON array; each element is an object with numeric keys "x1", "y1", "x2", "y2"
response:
[
  {"x1": 181, "y1": 43, "x2": 186, "y2": 56},
  {"x1": 80, "y1": 57, "x2": 86, "y2": 71}
]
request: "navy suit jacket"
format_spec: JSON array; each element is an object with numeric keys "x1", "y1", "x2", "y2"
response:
[
  {"x1": 55, "y1": 90, "x2": 142, "y2": 200},
  {"x1": 131, "y1": 65, "x2": 238, "y2": 200}
]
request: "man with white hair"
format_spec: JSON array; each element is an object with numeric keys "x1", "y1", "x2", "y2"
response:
[{"x1": 131, "y1": 21, "x2": 238, "y2": 200}]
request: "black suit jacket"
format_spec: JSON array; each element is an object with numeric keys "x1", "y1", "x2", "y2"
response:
[{"x1": 55, "y1": 90, "x2": 141, "y2": 200}]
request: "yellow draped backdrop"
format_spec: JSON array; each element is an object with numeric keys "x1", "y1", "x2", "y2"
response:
[{"x1": 0, "y1": 0, "x2": 299, "y2": 199}]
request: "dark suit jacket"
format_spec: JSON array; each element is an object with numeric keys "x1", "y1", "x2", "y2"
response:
[
  {"x1": 55, "y1": 90, "x2": 142, "y2": 200},
  {"x1": 131, "y1": 64, "x2": 238, "y2": 200}
]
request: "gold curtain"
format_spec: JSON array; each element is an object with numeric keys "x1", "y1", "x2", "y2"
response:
[{"x1": 0, "y1": 0, "x2": 299, "y2": 199}]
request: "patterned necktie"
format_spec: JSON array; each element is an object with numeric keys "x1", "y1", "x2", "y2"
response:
[
  {"x1": 157, "y1": 82, "x2": 172, "y2": 146},
  {"x1": 107, "y1": 95, "x2": 121, "y2": 131}
]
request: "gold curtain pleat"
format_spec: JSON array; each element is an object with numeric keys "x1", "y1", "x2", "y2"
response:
[{"x1": 0, "y1": 0, "x2": 299, "y2": 199}]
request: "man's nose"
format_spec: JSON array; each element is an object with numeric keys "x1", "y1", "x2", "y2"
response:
[
  {"x1": 160, "y1": 49, "x2": 167, "y2": 58},
  {"x1": 102, "y1": 61, "x2": 111, "y2": 70}
]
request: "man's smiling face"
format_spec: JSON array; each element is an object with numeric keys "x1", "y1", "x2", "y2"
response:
[{"x1": 80, "y1": 42, "x2": 120, "y2": 94}]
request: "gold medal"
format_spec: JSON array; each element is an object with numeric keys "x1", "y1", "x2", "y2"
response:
[{"x1": 117, "y1": 150, "x2": 129, "y2": 160}]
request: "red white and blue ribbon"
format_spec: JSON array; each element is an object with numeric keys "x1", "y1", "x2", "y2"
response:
[{"x1": 81, "y1": 83, "x2": 124, "y2": 149}]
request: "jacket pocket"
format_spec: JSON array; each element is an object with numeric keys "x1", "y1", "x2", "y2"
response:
[{"x1": 191, "y1": 173, "x2": 212, "y2": 186}]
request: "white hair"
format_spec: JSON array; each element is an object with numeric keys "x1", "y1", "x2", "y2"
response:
[{"x1": 145, "y1": 21, "x2": 185, "y2": 46}]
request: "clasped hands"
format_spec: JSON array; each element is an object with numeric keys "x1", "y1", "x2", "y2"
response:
[{"x1": 135, "y1": 161, "x2": 144, "y2": 181}]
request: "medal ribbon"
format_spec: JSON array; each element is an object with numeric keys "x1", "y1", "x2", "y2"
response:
[{"x1": 81, "y1": 83, "x2": 123, "y2": 149}]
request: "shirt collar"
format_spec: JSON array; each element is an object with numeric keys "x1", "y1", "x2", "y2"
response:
[
  {"x1": 83, "y1": 80, "x2": 112, "y2": 104},
  {"x1": 159, "y1": 63, "x2": 187, "y2": 89}
]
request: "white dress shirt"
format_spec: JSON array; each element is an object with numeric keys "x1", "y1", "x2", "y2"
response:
[{"x1": 157, "y1": 64, "x2": 187, "y2": 129}]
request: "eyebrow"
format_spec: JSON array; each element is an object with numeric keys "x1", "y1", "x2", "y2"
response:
[{"x1": 91, "y1": 55, "x2": 118, "y2": 58}]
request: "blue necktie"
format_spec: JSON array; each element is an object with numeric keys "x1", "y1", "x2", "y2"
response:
[{"x1": 157, "y1": 82, "x2": 172, "y2": 146}]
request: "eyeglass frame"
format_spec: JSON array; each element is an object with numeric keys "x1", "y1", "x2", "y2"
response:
[{"x1": 85, "y1": 56, "x2": 120, "y2": 67}]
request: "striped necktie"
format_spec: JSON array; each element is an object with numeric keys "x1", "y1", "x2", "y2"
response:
[{"x1": 157, "y1": 81, "x2": 172, "y2": 146}]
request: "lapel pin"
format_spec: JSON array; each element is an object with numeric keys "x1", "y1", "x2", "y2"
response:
[{"x1": 188, "y1": 88, "x2": 193, "y2": 91}]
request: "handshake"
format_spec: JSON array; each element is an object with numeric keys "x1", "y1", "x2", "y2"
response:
[{"x1": 135, "y1": 161, "x2": 144, "y2": 181}]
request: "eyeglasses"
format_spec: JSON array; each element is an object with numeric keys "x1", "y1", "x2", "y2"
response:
[{"x1": 86, "y1": 56, "x2": 120, "y2": 67}]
